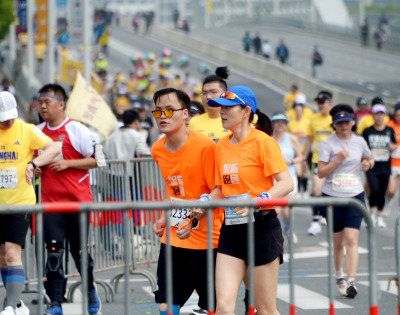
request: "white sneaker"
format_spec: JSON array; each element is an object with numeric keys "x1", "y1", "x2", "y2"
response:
[
  {"x1": 376, "y1": 216, "x2": 387, "y2": 228},
  {"x1": 336, "y1": 278, "x2": 348, "y2": 296},
  {"x1": 370, "y1": 213, "x2": 376, "y2": 226},
  {"x1": 16, "y1": 301, "x2": 29, "y2": 315},
  {"x1": 0, "y1": 306, "x2": 16, "y2": 315},
  {"x1": 307, "y1": 221, "x2": 321, "y2": 236},
  {"x1": 382, "y1": 198, "x2": 393, "y2": 217}
]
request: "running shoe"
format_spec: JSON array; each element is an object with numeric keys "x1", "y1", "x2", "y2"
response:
[
  {"x1": 88, "y1": 288, "x2": 101, "y2": 314},
  {"x1": 44, "y1": 301, "x2": 63, "y2": 315},
  {"x1": 0, "y1": 307, "x2": 16, "y2": 315},
  {"x1": 336, "y1": 278, "x2": 348, "y2": 296},
  {"x1": 190, "y1": 308, "x2": 207, "y2": 315},
  {"x1": 376, "y1": 216, "x2": 387, "y2": 228},
  {"x1": 16, "y1": 301, "x2": 29, "y2": 315},
  {"x1": 319, "y1": 216, "x2": 327, "y2": 226},
  {"x1": 346, "y1": 281, "x2": 358, "y2": 298},
  {"x1": 307, "y1": 221, "x2": 321, "y2": 236}
]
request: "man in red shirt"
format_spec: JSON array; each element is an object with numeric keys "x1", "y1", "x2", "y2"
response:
[{"x1": 35, "y1": 84, "x2": 101, "y2": 315}]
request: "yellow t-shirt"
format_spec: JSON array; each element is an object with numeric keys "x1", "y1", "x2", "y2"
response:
[
  {"x1": 357, "y1": 114, "x2": 390, "y2": 134},
  {"x1": 0, "y1": 120, "x2": 51, "y2": 205},
  {"x1": 288, "y1": 117, "x2": 311, "y2": 152},
  {"x1": 308, "y1": 112, "x2": 334, "y2": 163},
  {"x1": 283, "y1": 91, "x2": 299, "y2": 108},
  {"x1": 285, "y1": 107, "x2": 313, "y2": 122},
  {"x1": 188, "y1": 113, "x2": 230, "y2": 143}
]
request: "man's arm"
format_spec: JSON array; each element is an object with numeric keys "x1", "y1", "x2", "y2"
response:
[{"x1": 48, "y1": 157, "x2": 97, "y2": 172}]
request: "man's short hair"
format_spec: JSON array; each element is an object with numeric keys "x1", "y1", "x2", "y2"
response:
[
  {"x1": 38, "y1": 84, "x2": 67, "y2": 102},
  {"x1": 153, "y1": 88, "x2": 191, "y2": 109},
  {"x1": 122, "y1": 109, "x2": 139, "y2": 126}
]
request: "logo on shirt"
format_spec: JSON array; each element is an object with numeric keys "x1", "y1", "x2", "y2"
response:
[
  {"x1": 0, "y1": 151, "x2": 18, "y2": 161},
  {"x1": 168, "y1": 175, "x2": 185, "y2": 196},
  {"x1": 222, "y1": 163, "x2": 239, "y2": 185},
  {"x1": 13, "y1": 141, "x2": 20, "y2": 145}
]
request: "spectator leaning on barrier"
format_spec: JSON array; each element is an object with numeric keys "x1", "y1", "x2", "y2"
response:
[
  {"x1": 318, "y1": 104, "x2": 373, "y2": 299},
  {"x1": 206, "y1": 85, "x2": 293, "y2": 314},
  {"x1": 35, "y1": 84, "x2": 101, "y2": 315},
  {"x1": 0, "y1": 91, "x2": 60, "y2": 315},
  {"x1": 188, "y1": 67, "x2": 231, "y2": 143},
  {"x1": 151, "y1": 88, "x2": 224, "y2": 315},
  {"x1": 303, "y1": 90, "x2": 334, "y2": 236},
  {"x1": 362, "y1": 104, "x2": 397, "y2": 229}
]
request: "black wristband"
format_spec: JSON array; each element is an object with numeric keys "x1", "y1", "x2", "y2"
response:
[
  {"x1": 28, "y1": 160, "x2": 37, "y2": 169},
  {"x1": 192, "y1": 218, "x2": 198, "y2": 228}
]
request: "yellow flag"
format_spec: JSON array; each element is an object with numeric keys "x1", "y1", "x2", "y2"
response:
[
  {"x1": 60, "y1": 57, "x2": 84, "y2": 86},
  {"x1": 66, "y1": 72, "x2": 117, "y2": 138}
]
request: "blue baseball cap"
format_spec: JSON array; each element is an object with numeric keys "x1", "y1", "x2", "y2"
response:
[
  {"x1": 332, "y1": 113, "x2": 354, "y2": 124},
  {"x1": 208, "y1": 85, "x2": 258, "y2": 113},
  {"x1": 271, "y1": 113, "x2": 290, "y2": 124}
]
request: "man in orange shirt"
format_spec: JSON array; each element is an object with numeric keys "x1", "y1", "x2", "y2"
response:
[{"x1": 151, "y1": 88, "x2": 223, "y2": 315}]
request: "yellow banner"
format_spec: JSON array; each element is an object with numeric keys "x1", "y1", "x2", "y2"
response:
[
  {"x1": 206, "y1": 0, "x2": 213, "y2": 14},
  {"x1": 36, "y1": 0, "x2": 48, "y2": 43},
  {"x1": 66, "y1": 72, "x2": 117, "y2": 138},
  {"x1": 60, "y1": 57, "x2": 83, "y2": 86}
]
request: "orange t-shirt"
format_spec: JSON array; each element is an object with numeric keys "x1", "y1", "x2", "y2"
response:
[
  {"x1": 152, "y1": 130, "x2": 223, "y2": 249},
  {"x1": 386, "y1": 120, "x2": 400, "y2": 167},
  {"x1": 215, "y1": 129, "x2": 288, "y2": 209}
]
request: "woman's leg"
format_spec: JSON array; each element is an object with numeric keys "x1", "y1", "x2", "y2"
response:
[
  {"x1": 333, "y1": 231, "x2": 344, "y2": 273},
  {"x1": 253, "y1": 257, "x2": 281, "y2": 315},
  {"x1": 215, "y1": 253, "x2": 246, "y2": 315},
  {"x1": 343, "y1": 228, "x2": 360, "y2": 279}
]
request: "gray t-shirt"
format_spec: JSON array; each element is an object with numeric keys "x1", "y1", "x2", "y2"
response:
[{"x1": 319, "y1": 133, "x2": 371, "y2": 197}]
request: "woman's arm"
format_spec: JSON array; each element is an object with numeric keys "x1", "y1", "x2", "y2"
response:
[
  {"x1": 268, "y1": 170, "x2": 294, "y2": 198},
  {"x1": 317, "y1": 149, "x2": 348, "y2": 179}
]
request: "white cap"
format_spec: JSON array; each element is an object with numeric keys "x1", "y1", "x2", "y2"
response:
[
  {"x1": 295, "y1": 93, "x2": 306, "y2": 105},
  {"x1": 0, "y1": 91, "x2": 18, "y2": 122}
]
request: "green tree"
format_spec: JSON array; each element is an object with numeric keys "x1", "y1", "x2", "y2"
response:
[{"x1": 0, "y1": 0, "x2": 14, "y2": 42}]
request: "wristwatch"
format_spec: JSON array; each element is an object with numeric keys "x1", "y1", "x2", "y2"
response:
[{"x1": 28, "y1": 160, "x2": 37, "y2": 169}]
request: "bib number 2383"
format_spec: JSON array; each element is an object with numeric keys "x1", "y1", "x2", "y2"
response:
[{"x1": 169, "y1": 197, "x2": 199, "y2": 230}]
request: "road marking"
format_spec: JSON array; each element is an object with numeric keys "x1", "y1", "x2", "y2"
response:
[
  {"x1": 359, "y1": 280, "x2": 398, "y2": 295},
  {"x1": 357, "y1": 79, "x2": 364, "y2": 85},
  {"x1": 382, "y1": 90, "x2": 391, "y2": 97},
  {"x1": 277, "y1": 284, "x2": 352, "y2": 309},
  {"x1": 367, "y1": 84, "x2": 376, "y2": 91}
]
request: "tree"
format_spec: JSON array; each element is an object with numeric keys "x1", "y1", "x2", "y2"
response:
[{"x1": 0, "y1": 0, "x2": 14, "y2": 42}]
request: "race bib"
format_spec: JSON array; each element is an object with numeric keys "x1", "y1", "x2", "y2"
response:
[
  {"x1": 168, "y1": 197, "x2": 199, "y2": 230},
  {"x1": 332, "y1": 173, "x2": 361, "y2": 193},
  {"x1": 392, "y1": 147, "x2": 400, "y2": 159},
  {"x1": 371, "y1": 148, "x2": 390, "y2": 161},
  {"x1": 0, "y1": 167, "x2": 18, "y2": 189},
  {"x1": 224, "y1": 193, "x2": 255, "y2": 225}
]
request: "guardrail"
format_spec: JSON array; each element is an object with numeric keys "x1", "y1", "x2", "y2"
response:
[{"x1": 0, "y1": 196, "x2": 378, "y2": 314}]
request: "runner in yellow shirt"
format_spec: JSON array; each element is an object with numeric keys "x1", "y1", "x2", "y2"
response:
[
  {"x1": 0, "y1": 92, "x2": 59, "y2": 315},
  {"x1": 188, "y1": 67, "x2": 231, "y2": 143},
  {"x1": 303, "y1": 90, "x2": 334, "y2": 236}
]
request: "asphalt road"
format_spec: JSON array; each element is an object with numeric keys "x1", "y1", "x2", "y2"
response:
[{"x1": 188, "y1": 23, "x2": 400, "y2": 103}]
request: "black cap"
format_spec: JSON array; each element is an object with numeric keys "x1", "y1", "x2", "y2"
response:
[
  {"x1": 314, "y1": 90, "x2": 332, "y2": 102},
  {"x1": 371, "y1": 96, "x2": 384, "y2": 106}
]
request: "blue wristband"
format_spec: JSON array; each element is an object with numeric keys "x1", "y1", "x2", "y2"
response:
[
  {"x1": 255, "y1": 192, "x2": 271, "y2": 200},
  {"x1": 198, "y1": 194, "x2": 211, "y2": 201}
]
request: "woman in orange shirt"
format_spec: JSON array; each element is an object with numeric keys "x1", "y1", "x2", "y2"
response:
[{"x1": 207, "y1": 86, "x2": 294, "y2": 315}]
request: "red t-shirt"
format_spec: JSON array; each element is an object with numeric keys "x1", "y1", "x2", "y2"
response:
[{"x1": 38, "y1": 118, "x2": 96, "y2": 202}]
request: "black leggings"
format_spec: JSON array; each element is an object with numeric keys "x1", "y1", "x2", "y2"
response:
[
  {"x1": 43, "y1": 213, "x2": 95, "y2": 302},
  {"x1": 366, "y1": 172, "x2": 390, "y2": 210}
]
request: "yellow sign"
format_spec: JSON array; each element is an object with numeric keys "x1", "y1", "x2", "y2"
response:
[
  {"x1": 60, "y1": 57, "x2": 83, "y2": 86},
  {"x1": 66, "y1": 72, "x2": 117, "y2": 138},
  {"x1": 36, "y1": 0, "x2": 48, "y2": 43},
  {"x1": 206, "y1": 0, "x2": 213, "y2": 14}
]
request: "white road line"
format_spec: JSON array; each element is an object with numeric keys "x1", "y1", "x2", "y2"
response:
[
  {"x1": 277, "y1": 284, "x2": 352, "y2": 309},
  {"x1": 382, "y1": 90, "x2": 391, "y2": 97},
  {"x1": 359, "y1": 280, "x2": 398, "y2": 295},
  {"x1": 367, "y1": 84, "x2": 376, "y2": 91}
]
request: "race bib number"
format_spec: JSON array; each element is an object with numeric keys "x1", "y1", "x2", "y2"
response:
[
  {"x1": 224, "y1": 193, "x2": 255, "y2": 225},
  {"x1": 168, "y1": 197, "x2": 199, "y2": 230},
  {"x1": 0, "y1": 167, "x2": 18, "y2": 189},
  {"x1": 332, "y1": 173, "x2": 361, "y2": 193},
  {"x1": 371, "y1": 148, "x2": 390, "y2": 162},
  {"x1": 392, "y1": 147, "x2": 400, "y2": 159}
]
